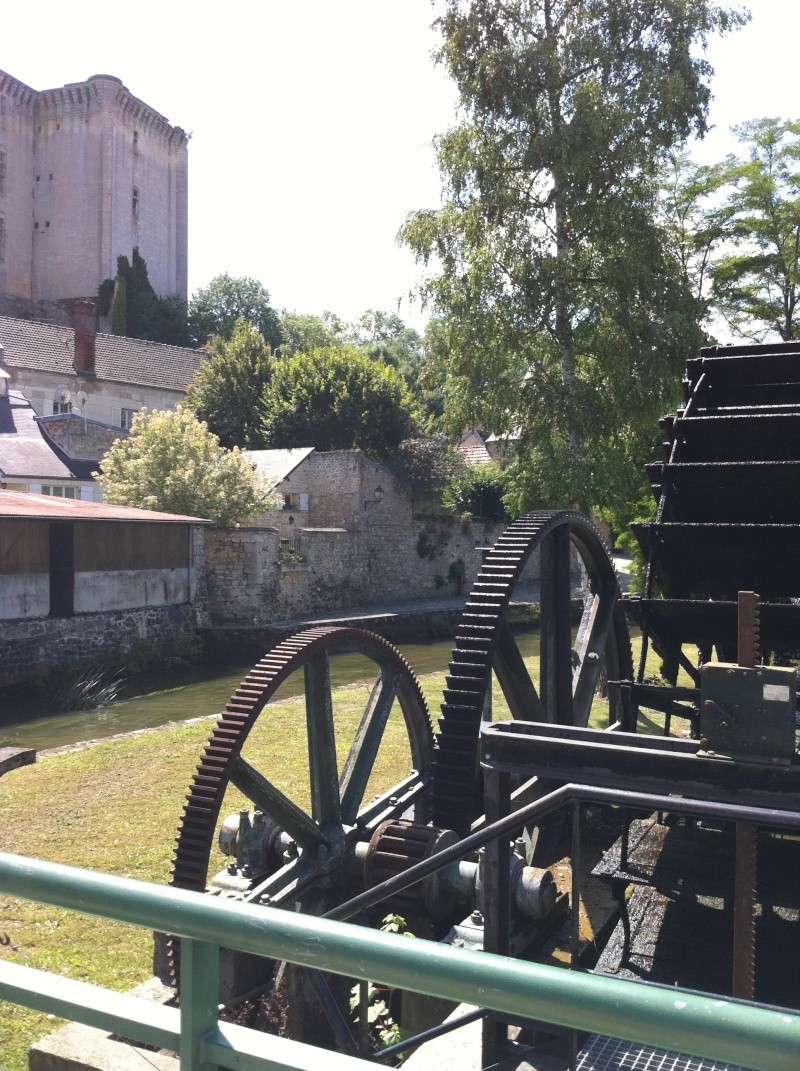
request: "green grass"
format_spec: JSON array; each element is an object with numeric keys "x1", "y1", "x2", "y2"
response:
[{"x1": 0, "y1": 633, "x2": 677, "y2": 1068}]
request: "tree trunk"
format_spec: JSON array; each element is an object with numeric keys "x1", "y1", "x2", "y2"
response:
[
  {"x1": 554, "y1": 191, "x2": 574, "y2": 385},
  {"x1": 543, "y1": 0, "x2": 574, "y2": 386}
]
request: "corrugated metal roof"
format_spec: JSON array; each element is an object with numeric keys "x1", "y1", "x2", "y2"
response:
[
  {"x1": 0, "y1": 390, "x2": 76, "y2": 480},
  {"x1": 246, "y1": 447, "x2": 315, "y2": 489},
  {"x1": 0, "y1": 314, "x2": 204, "y2": 392},
  {"x1": 0, "y1": 489, "x2": 210, "y2": 524}
]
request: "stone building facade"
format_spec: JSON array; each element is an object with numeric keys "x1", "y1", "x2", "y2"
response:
[
  {"x1": 0, "y1": 68, "x2": 188, "y2": 313},
  {"x1": 0, "y1": 307, "x2": 203, "y2": 432},
  {"x1": 249, "y1": 448, "x2": 415, "y2": 536}
]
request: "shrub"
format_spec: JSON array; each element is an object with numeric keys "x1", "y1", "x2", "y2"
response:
[{"x1": 443, "y1": 462, "x2": 510, "y2": 522}]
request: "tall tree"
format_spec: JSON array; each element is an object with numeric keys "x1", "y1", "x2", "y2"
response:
[
  {"x1": 711, "y1": 118, "x2": 800, "y2": 341},
  {"x1": 660, "y1": 152, "x2": 730, "y2": 320},
  {"x1": 104, "y1": 249, "x2": 190, "y2": 345},
  {"x1": 278, "y1": 310, "x2": 347, "y2": 355},
  {"x1": 189, "y1": 274, "x2": 281, "y2": 348},
  {"x1": 402, "y1": 0, "x2": 746, "y2": 517},
  {"x1": 186, "y1": 320, "x2": 275, "y2": 448},
  {"x1": 261, "y1": 346, "x2": 415, "y2": 456}
]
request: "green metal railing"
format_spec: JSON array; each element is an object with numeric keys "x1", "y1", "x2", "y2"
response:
[{"x1": 0, "y1": 851, "x2": 798, "y2": 1071}]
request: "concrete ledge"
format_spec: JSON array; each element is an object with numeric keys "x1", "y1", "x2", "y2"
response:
[{"x1": 29, "y1": 978, "x2": 178, "y2": 1071}]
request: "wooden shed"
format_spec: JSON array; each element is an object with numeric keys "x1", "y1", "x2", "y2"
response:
[{"x1": 0, "y1": 491, "x2": 210, "y2": 620}]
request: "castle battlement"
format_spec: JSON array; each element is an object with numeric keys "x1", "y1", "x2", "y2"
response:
[{"x1": 0, "y1": 68, "x2": 188, "y2": 309}]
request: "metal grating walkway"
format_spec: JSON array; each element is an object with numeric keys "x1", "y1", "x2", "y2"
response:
[{"x1": 577, "y1": 1034, "x2": 749, "y2": 1071}]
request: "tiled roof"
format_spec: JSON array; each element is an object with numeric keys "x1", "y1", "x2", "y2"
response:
[
  {"x1": 0, "y1": 315, "x2": 204, "y2": 392},
  {"x1": 246, "y1": 447, "x2": 315, "y2": 489},
  {"x1": 457, "y1": 430, "x2": 493, "y2": 466},
  {"x1": 0, "y1": 488, "x2": 210, "y2": 524},
  {"x1": 0, "y1": 390, "x2": 76, "y2": 480}
]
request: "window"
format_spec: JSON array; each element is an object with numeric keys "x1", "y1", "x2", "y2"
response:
[
  {"x1": 133, "y1": 129, "x2": 139, "y2": 152},
  {"x1": 121, "y1": 407, "x2": 138, "y2": 430},
  {"x1": 132, "y1": 186, "x2": 139, "y2": 218},
  {"x1": 41, "y1": 485, "x2": 80, "y2": 499},
  {"x1": 0, "y1": 149, "x2": 6, "y2": 198},
  {"x1": 52, "y1": 400, "x2": 72, "y2": 414},
  {"x1": 282, "y1": 492, "x2": 309, "y2": 511}
]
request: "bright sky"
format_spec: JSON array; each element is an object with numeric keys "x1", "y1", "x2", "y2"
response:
[{"x1": 5, "y1": 1, "x2": 799, "y2": 329}]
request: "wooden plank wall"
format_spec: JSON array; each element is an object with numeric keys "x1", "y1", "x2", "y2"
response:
[
  {"x1": 0, "y1": 520, "x2": 49, "y2": 574},
  {"x1": 73, "y1": 523, "x2": 190, "y2": 572}
]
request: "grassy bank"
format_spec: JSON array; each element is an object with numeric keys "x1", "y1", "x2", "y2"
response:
[{"x1": 0, "y1": 635, "x2": 668, "y2": 1068}]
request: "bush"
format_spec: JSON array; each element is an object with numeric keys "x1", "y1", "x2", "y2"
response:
[
  {"x1": 97, "y1": 407, "x2": 277, "y2": 526},
  {"x1": 393, "y1": 436, "x2": 465, "y2": 497},
  {"x1": 443, "y1": 462, "x2": 510, "y2": 522}
]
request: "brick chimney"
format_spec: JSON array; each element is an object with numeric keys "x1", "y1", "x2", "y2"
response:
[{"x1": 73, "y1": 299, "x2": 97, "y2": 375}]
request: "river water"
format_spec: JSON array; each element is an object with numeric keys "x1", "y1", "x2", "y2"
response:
[{"x1": 0, "y1": 637, "x2": 469, "y2": 752}]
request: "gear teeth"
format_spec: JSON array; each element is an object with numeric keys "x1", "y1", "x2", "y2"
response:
[
  {"x1": 432, "y1": 511, "x2": 631, "y2": 835},
  {"x1": 165, "y1": 626, "x2": 433, "y2": 998},
  {"x1": 733, "y1": 821, "x2": 758, "y2": 998}
]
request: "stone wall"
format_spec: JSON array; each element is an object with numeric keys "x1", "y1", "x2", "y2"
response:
[
  {"x1": 39, "y1": 413, "x2": 125, "y2": 460},
  {"x1": 255, "y1": 450, "x2": 413, "y2": 535},
  {"x1": 0, "y1": 602, "x2": 199, "y2": 689},
  {"x1": 0, "y1": 294, "x2": 87, "y2": 327},
  {"x1": 203, "y1": 518, "x2": 511, "y2": 627}
]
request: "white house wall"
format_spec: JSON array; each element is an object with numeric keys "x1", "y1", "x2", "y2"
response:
[
  {"x1": 9, "y1": 366, "x2": 185, "y2": 427},
  {"x1": 0, "y1": 571, "x2": 48, "y2": 619},
  {"x1": 74, "y1": 567, "x2": 189, "y2": 613}
]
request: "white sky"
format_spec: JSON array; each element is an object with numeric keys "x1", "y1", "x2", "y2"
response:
[{"x1": 4, "y1": 1, "x2": 799, "y2": 329}]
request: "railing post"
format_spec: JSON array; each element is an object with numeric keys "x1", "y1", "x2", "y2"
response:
[{"x1": 179, "y1": 939, "x2": 219, "y2": 1070}]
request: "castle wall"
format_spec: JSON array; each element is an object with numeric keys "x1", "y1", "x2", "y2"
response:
[
  {"x1": 0, "y1": 72, "x2": 36, "y2": 300},
  {"x1": 0, "y1": 70, "x2": 188, "y2": 308}
]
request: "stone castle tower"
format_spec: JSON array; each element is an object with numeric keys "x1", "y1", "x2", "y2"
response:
[{"x1": 0, "y1": 70, "x2": 188, "y2": 321}]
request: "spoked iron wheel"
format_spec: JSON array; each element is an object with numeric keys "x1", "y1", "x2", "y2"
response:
[
  {"x1": 433, "y1": 510, "x2": 632, "y2": 835},
  {"x1": 167, "y1": 626, "x2": 433, "y2": 1048}
]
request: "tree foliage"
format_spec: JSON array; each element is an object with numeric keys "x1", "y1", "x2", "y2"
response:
[
  {"x1": 402, "y1": 0, "x2": 746, "y2": 519},
  {"x1": 278, "y1": 311, "x2": 348, "y2": 356},
  {"x1": 442, "y1": 461, "x2": 510, "y2": 522},
  {"x1": 107, "y1": 250, "x2": 190, "y2": 345},
  {"x1": 189, "y1": 274, "x2": 281, "y2": 348},
  {"x1": 260, "y1": 346, "x2": 415, "y2": 456},
  {"x1": 97, "y1": 408, "x2": 274, "y2": 526},
  {"x1": 711, "y1": 119, "x2": 800, "y2": 341},
  {"x1": 394, "y1": 435, "x2": 466, "y2": 497},
  {"x1": 659, "y1": 151, "x2": 730, "y2": 320},
  {"x1": 186, "y1": 321, "x2": 275, "y2": 448}
]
